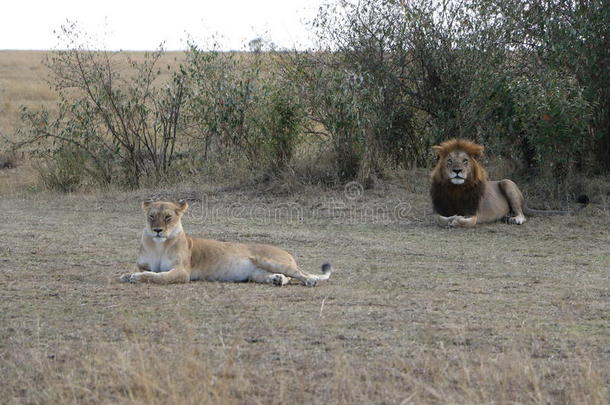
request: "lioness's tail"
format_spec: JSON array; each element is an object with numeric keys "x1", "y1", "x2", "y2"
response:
[
  {"x1": 252, "y1": 257, "x2": 332, "y2": 286},
  {"x1": 524, "y1": 195, "x2": 589, "y2": 216},
  {"x1": 302, "y1": 262, "x2": 333, "y2": 284},
  {"x1": 318, "y1": 263, "x2": 333, "y2": 281}
]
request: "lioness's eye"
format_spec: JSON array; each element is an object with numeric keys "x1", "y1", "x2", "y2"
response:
[
  {"x1": 447, "y1": 159, "x2": 453, "y2": 165},
  {"x1": 463, "y1": 159, "x2": 469, "y2": 164},
  {"x1": 165, "y1": 216, "x2": 172, "y2": 222}
]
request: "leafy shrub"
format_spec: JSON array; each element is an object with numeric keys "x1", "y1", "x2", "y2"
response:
[
  {"x1": 307, "y1": 0, "x2": 424, "y2": 180},
  {"x1": 185, "y1": 45, "x2": 304, "y2": 175},
  {"x1": 18, "y1": 23, "x2": 187, "y2": 190},
  {"x1": 296, "y1": 0, "x2": 501, "y2": 181},
  {"x1": 287, "y1": 56, "x2": 368, "y2": 181},
  {"x1": 35, "y1": 145, "x2": 85, "y2": 193},
  {"x1": 484, "y1": 0, "x2": 610, "y2": 170},
  {"x1": 304, "y1": 0, "x2": 608, "y2": 183},
  {"x1": 258, "y1": 85, "x2": 304, "y2": 172},
  {"x1": 14, "y1": 2, "x2": 609, "y2": 192},
  {"x1": 508, "y1": 70, "x2": 593, "y2": 172}
]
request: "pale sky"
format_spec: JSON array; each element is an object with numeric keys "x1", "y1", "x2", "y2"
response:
[{"x1": 0, "y1": 0, "x2": 326, "y2": 51}]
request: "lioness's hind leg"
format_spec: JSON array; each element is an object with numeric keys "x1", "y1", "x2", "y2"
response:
[
  {"x1": 250, "y1": 257, "x2": 331, "y2": 287},
  {"x1": 248, "y1": 268, "x2": 290, "y2": 286},
  {"x1": 250, "y1": 257, "x2": 314, "y2": 285},
  {"x1": 499, "y1": 180, "x2": 526, "y2": 225}
]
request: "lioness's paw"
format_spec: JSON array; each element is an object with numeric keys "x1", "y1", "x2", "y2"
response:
[
  {"x1": 119, "y1": 272, "x2": 146, "y2": 283},
  {"x1": 271, "y1": 274, "x2": 289, "y2": 286},
  {"x1": 304, "y1": 278, "x2": 319, "y2": 287}
]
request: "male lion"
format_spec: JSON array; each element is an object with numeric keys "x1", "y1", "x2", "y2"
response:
[
  {"x1": 430, "y1": 139, "x2": 587, "y2": 228},
  {"x1": 119, "y1": 200, "x2": 332, "y2": 286}
]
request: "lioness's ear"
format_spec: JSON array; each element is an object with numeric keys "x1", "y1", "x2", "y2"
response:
[
  {"x1": 141, "y1": 201, "x2": 152, "y2": 212},
  {"x1": 176, "y1": 200, "x2": 189, "y2": 214}
]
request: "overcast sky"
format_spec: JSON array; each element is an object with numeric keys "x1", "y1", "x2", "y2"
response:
[{"x1": 0, "y1": 0, "x2": 326, "y2": 51}]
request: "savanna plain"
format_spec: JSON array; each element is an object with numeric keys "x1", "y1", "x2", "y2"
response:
[{"x1": 1, "y1": 51, "x2": 609, "y2": 404}]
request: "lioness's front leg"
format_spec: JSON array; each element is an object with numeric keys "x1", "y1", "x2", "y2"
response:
[
  {"x1": 119, "y1": 267, "x2": 190, "y2": 284},
  {"x1": 448, "y1": 215, "x2": 478, "y2": 228}
]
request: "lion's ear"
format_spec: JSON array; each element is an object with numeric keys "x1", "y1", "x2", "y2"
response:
[
  {"x1": 432, "y1": 145, "x2": 444, "y2": 156},
  {"x1": 176, "y1": 200, "x2": 189, "y2": 214},
  {"x1": 471, "y1": 144, "x2": 485, "y2": 159},
  {"x1": 141, "y1": 201, "x2": 153, "y2": 212}
]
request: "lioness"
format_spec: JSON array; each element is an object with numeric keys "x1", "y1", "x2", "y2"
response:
[
  {"x1": 119, "y1": 200, "x2": 332, "y2": 286},
  {"x1": 430, "y1": 139, "x2": 587, "y2": 228}
]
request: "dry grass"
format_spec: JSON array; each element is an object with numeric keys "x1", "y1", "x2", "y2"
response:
[
  {"x1": 1, "y1": 51, "x2": 609, "y2": 403},
  {"x1": 0, "y1": 50, "x2": 188, "y2": 192},
  {"x1": 0, "y1": 50, "x2": 185, "y2": 141},
  {"x1": 0, "y1": 51, "x2": 54, "y2": 140},
  {"x1": 0, "y1": 180, "x2": 608, "y2": 404}
]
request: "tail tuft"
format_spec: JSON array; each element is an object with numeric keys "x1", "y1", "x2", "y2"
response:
[
  {"x1": 577, "y1": 194, "x2": 590, "y2": 205},
  {"x1": 321, "y1": 262, "x2": 332, "y2": 274}
]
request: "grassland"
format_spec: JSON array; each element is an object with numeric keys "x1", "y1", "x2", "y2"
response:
[
  {"x1": 1, "y1": 50, "x2": 609, "y2": 404},
  {"x1": 0, "y1": 182, "x2": 609, "y2": 404},
  {"x1": 0, "y1": 50, "x2": 185, "y2": 139}
]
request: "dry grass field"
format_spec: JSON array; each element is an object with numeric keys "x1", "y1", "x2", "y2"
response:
[
  {"x1": 0, "y1": 182, "x2": 608, "y2": 404},
  {"x1": 0, "y1": 50, "x2": 185, "y2": 140},
  {"x1": 0, "y1": 51, "x2": 55, "y2": 145},
  {"x1": 1, "y1": 51, "x2": 609, "y2": 404}
]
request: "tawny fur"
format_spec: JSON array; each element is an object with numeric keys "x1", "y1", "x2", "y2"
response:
[{"x1": 119, "y1": 201, "x2": 332, "y2": 286}]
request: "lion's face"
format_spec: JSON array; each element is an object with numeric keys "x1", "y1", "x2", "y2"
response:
[
  {"x1": 431, "y1": 139, "x2": 487, "y2": 186},
  {"x1": 441, "y1": 149, "x2": 473, "y2": 185},
  {"x1": 142, "y1": 200, "x2": 188, "y2": 242}
]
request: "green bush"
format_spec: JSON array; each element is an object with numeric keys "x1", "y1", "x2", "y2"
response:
[
  {"x1": 484, "y1": 0, "x2": 610, "y2": 170},
  {"x1": 287, "y1": 56, "x2": 369, "y2": 181},
  {"x1": 35, "y1": 145, "x2": 85, "y2": 193},
  {"x1": 18, "y1": 23, "x2": 187, "y2": 190},
  {"x1": 15, "y1": 3, "x2": 609, "y2": 192},
  {"x1": 259, "y1": 85, "x2": 304, "y2": 172},
  {"x1": 296, "y1": 0, "x2": 501, "y2": 181},
  {"x1": 508, "y1": 70, "x2": 593, "y2": 172},
  {"x1": 185, "y1": 45, "x2": 304, "y2": 175},
  {"x1": 304, "y1": 0, "x2": 608, "y2": 182}
]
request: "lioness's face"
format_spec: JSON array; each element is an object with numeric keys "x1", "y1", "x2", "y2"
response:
[
  {"x1": 142, "y1": 201, "x2": 188, "y2": 241},
  {"x1": 442, "y1": 150, "x2": 473, "y2": 185}
]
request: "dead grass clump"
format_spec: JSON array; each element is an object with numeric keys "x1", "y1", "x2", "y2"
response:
[
  {"x1": 1, "y1": 339, "x2": 253, "y2": 405},
  {"x1": 395, "y1": 348, "x2": 609, "y2": 404},
  {"x1": 3, "y1": 331, "x2": 607, "y2": 404}
]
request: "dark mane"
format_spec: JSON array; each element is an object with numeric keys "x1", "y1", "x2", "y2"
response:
[
  {"x1": 430, "y1": 139, "x2": 489, "y2": 217},
  {"x1": 430, "y1": 178, "x2": 486, "y2": 217}
]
